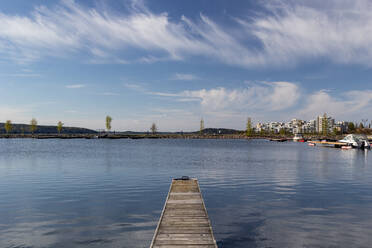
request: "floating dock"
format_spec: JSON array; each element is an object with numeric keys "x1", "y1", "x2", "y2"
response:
[
  {"x1": 307, "y1": 140, "x2": 348, "y2": 147},
  {"x1": 150, "y1": 178, "x2": 217, "y2": 248}
]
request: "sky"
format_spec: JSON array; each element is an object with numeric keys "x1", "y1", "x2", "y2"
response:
[{"x1": 0, "y1": 0, "x2": 372, "y2": 131}]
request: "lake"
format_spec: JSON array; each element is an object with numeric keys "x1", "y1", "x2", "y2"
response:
[{"x1": 0, "y1": 139, "x2": 371, "y2": 248}]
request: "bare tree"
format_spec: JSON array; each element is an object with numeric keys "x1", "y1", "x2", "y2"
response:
[
  {"x1": 362, "y1": 119, "x2": 368, "y2": 128},
  {"x1": 150, "y1": 123, "x2": 157, "y2": 134}
]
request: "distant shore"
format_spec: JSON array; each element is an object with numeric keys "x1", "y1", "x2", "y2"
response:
[{"x1": 0, "y1": 133, "x2": 363, "y2": 141}]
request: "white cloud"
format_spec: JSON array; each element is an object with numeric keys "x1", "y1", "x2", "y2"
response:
[
  {"x1": 144, "y1": 82, "x2": 372, "y2": 127},
  {"x1": 1, "y1": 84, "x2": 369, "y2": 131},
  {"x1": 144, "y1": 81, "x2": 300, "y2": 127},
  {"x1": 179, "y1": 81, "x2": 300, "y2": 112},
  {"x1": 173, "y1": 73, "x2": 199, "y2": 81},
  {"x1": 123, "y1": 82, "x2": 146, "y2": 92},
  {"x1": 0, "y1": 0, "x2": 371, "y2": 66},
  {"x1": 65, "y1": 84, "x2": 85, "y2": 89},
  {"x1": 299, "y1": 89, "x2": 372, "y2": 120},
  {"x1": 244, "y1": 0, "x2": 372, "y2": 66},
  {"x1": 148, "y1": 91, "x2": 180, "y2": 97}
]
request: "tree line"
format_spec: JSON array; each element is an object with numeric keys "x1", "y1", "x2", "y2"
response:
[
  {"x1": 3, "y1": 118, "x2": 64, "y2": 135},
  {"x1": 2, "y1": 114, "x2": 369, "y2": 135},
  {"x1": 1, "y1": 116, "x2": 159, "y2": 135}
]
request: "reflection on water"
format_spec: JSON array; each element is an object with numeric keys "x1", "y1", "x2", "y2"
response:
[{"x1": 0, "y1": 139, "x2": 371, "y2": 248}]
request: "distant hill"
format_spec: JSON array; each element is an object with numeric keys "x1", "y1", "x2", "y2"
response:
[
  {"x1": 0, "y1": 123, "x2": 242, "y2": 135},
  {"x1": 117, "y1": 128, "x2": 243, "y2": 135},
  {"x1": 0, "y1": 123, "x2": 97, "y2": 134}
]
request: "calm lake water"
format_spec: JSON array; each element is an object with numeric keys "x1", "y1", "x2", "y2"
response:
[{"x1": 0, "y1": 139, "x2": 372, "y2": 248}]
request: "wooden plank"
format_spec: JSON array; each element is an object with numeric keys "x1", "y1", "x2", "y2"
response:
[
  {"x1": 153, "y1": 245, "x2": 216, "y2": 248},
  {"x1": 159, "y1": 227, "x2": 211, "y2": 234},
  {"x1": 150, "y1": 178, "x2": 217, "y2": 248}
]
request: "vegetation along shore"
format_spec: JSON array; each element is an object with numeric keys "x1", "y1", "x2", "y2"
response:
[{"x1": 1, "y1": 115, "x2": 371, "y2": 141}]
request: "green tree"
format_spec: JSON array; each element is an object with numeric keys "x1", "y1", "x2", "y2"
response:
[
  {"x1": 4, "y1": 120, "x2": 12, "y2": 134},
  {"x1": 279, "y1": 128, "x2": 286, "y2": 136},
  {"x1": 348, "y1": 122, "x2": 355, "y2": 132},
  {"x1": 150, "y1": 123, "x2": 157, "y2": 134},
  {"x1": 332, "y1": 128, "x2": 339, "y2": 136},
  {"x1": 359, "y1": 122, "x2": 364, "y2": 129},
  {"x1": 322, "y1": 113, "x2": 328, "y2": 136},
  {"x1": 106, "y1": 116, "x2": 112, "y2": 132},
  {"x1": 246, "y1": 117, "x2": 252, "y2": 136},
  {"x1": 57, "y1": 121, "x2": 64, "y2": 134},
  {"x1": 200, "y1": 118, "x2": 204, "y2": 135},
  {"x1": 30, "y1": 118, "x2": 37, "y2": 134}
]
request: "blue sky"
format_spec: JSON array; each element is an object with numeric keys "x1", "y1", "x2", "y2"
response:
[{"x1": 0, "y1": 0, "x2": 372, "y2": 131}]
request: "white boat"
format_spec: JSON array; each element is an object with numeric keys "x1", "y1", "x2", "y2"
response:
[
  {"x1": 293, "y1": 133, "x2": 304, "y2": 142},
  {"x1": 338, "y1": 134, "x2": 361, "y2": 148},
  {"x1": 355, "y1": 134, "x2": 371, "y2": 149},
  {"x1": 338, "y1": 134, "x2": 370, "y2": 149}
]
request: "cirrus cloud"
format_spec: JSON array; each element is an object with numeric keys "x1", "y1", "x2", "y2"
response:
[
  {"x1": 173, "y1": 73, "x2": 199, "y2": 81},
  {"x1": 150, "y1": 81, "x2": 300, "y2": 114},
  {"x1": 0, "y1": 0, "x2": 371, "y2": 67},
  {"x1": 65, "y1": 84, "x2": 85, "y2": 89}
]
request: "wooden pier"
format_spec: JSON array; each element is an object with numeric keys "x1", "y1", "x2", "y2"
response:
[
  {"x1": 150, "y1": 178, "x2": 218, "y2": 248},
  {"x1": 307, "y1": 140, "x2": 348, "y2": 147}
]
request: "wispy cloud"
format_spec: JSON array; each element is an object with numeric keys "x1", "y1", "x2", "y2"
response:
[
  {"x1": 65, "y1": 84, "x2": 85, "y2": 89},
  {"x1": 172, "y1": 73, "x2": 199, "y2": 81},
  {"x1": 142, "y1": 81, "x2": 372, "y2": 124},
  {"x1": 151, "y1": 81, "x2": 300, "y2": 113},
  {"x1": 0, "y1": 1, "x2": 371, "y2": 67},
  {"x1": 148, "y1": 91, "x2": 181, "y2": 97},
  {"x1": 123, "y1": 82, "x2": 146, "y2": 92},
  {"x1": 241, "y1": 0, "x2": 372, "y2": 66}
]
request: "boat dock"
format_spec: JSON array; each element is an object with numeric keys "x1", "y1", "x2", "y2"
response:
[
  {"x1": 308, "y1": 140, "x2": 348, "y2": 147},
  {"x1": 150, "y1": 177, "x2": 218, "y2": 248}
]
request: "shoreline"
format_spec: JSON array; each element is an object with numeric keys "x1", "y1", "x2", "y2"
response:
[{"x1": 0, "y1": 133, "x2": 353, "y2": 141}]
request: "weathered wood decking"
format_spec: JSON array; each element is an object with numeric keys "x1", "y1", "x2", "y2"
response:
[{"x1": 150, "y1": 178, "x2": 218, "y2": 248}]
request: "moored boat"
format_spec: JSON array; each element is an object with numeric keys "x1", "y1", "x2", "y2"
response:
[
  {"x1": 270, "y1": 138, "x2": 287, "y2": 142},
  {"x1": 341, "y1": 145, "x2": 352, "y2": 150},
  {"x1": 293, "y1": 133, "x2": 304, "y2": 142},
  {"x1": 354, "y1": 134, "x2": 371, "y2": 149},
  {"x1": 338, "y1": 134, "x2": 370, "y2": 149}
]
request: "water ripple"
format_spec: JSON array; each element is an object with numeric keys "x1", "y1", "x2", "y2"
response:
[{"x1": 0, "y1": 139, "x2": 371, "y2": 248}]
